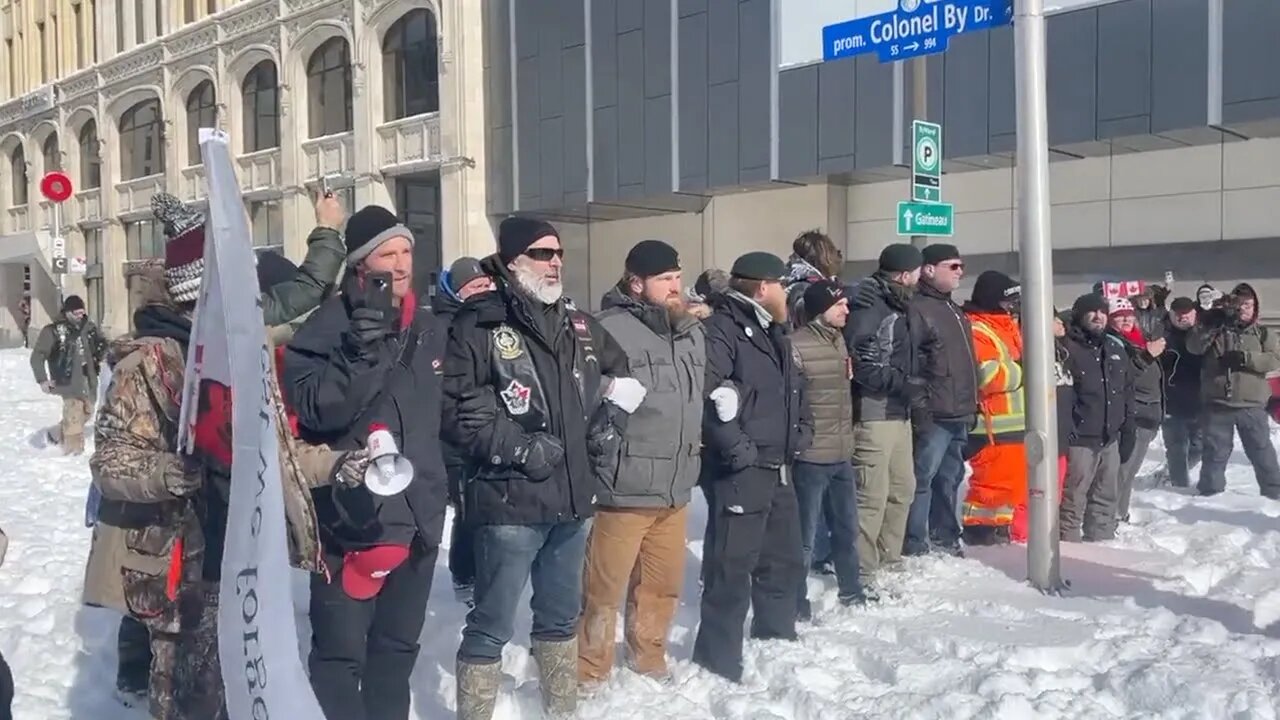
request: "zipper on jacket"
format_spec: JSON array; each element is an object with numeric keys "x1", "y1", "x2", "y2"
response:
[{"x1": 950, "y1": 303, "x2": 979, "y2": 408}]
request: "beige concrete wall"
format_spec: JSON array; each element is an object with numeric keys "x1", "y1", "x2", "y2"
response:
[{"x1": 846, "y1": 137, "x2": 1280, "y2": 260}]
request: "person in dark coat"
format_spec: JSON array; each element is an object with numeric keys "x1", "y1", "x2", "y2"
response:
[
  {"x1": 1107, "y1": 298, "x2": 1166, "y2": 523},
  {"x1": 1059, "y1": 293, "x2": 1134, "y2": 542},
  {"x1": 30, "y1": 294, "x2": 106, "y2": 455},
  {"x1": 847, "y1": 244, "x2": 930, "y2": 587},
  {"x1": 284, "y1": 205, "x2": 449, "y2": 720},
  {"x1": 693, "y1": 251, "x2": 813, "y2": 683},
  {"x1": 431, "y1": 257, "x2": 495, "y2": 607},
  {"x1": 905, "y1": 243, "x2": 977, "y2": 556},
  {"x1": 1186, "y1": 283, "x2": 1280, "y2": 499},
  {"x1": 1160, "y1": 297, "x2": 1204, "y2": 488},
  {"x1": 1133, "y1": 286, "x2": 1166, "y2": 341},
  {"x1": 441, "y1": 217, "x2": 632, "y2": 719}
]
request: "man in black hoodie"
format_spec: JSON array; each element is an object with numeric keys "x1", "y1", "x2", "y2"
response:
[
  {"x1": 1160, "y1": 297, "x2": 1203, "y2": 488},
  {"x1": 441, "y1": 217, "x2": 632, "y2": 719},
  {"x1": 285, "y1": 205, "x2": 448, "y2": 720},
  {"x1": 905, "y1": 243, "x2": 977, "y2": 556},
  {"x1": 1059, "y1": 293, "x2": 1133, "y2": 542},
  {"x1": 694, "y1": 251, "x2": 813, "y2": 683},
  {"x1": 432, "y1": 257, "x2": 495, "y2": 606},
  {"x1": 848, "y1": 244, "x2": 930, "y2": 586}
]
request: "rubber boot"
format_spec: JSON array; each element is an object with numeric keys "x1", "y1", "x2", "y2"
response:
[
  {"x1": 531, "y1": 638, "x2": 578, "y2": 717},
  {"x1": 455, "y1": 660, "x2": 500, "y2": 720}
]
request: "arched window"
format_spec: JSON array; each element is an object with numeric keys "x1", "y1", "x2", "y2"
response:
[
  {"x1": 307, "y1": 38, "x2": 353, "y2": 138},
  {"x1": 242, "y1": 60, "x2": 280, "y2": 152},
  {"x1": 382, "y1": 9, "x2": 439, "y2": 120},
  {"x1": 119, "y1": 98, "x2": 165, "y2": 180},
  {"x1": 79, "y1": 120, "x2": 102, "y2": 189},
  {"x1": 186, "y1": 80, "x2": 218, "y2": 164},
  {"x1": 10, "y1": 145, "x2": 28, "y2": 205},
  {"x1": 42, "y1": 133, "x2": 60, "y2": 172}
]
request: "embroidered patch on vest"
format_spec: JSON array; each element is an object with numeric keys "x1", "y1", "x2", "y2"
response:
[
  {"x1": 500, "y1": 379, "x2": 532, "y2": 415},
  {"x1": 493, "y1": 325, "x2": 524, "y2": 360}
]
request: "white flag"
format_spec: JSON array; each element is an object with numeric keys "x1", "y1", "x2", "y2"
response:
[{"x1": 179, "y1": 128, "x2": 328, "y2": 720}]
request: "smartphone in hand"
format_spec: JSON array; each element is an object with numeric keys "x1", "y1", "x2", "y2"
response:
[{"x1": 364, "y1": 271, "x2": 394, "y2": 312}]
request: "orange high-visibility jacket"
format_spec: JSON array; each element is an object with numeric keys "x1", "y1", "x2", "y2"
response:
[{"x1": 967, "y1": 311, "x2": 1026, "y2": 443}]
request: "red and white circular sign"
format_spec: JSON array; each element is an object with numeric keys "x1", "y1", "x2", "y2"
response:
[{"x1": 40, "y1": 171, "x2": 74, "y2": 203}]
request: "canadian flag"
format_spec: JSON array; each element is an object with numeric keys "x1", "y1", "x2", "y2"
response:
[{"x1": 1102, "y1": 280, "x2": 1146, "y2": 299}]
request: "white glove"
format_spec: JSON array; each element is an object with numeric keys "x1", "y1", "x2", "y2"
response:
[
  {"x1": 709, "y1": 386, "x2": 740, "y2": 422},
  {"x1": 605, "y1": 377, "x2": 648, "y2": 414}
]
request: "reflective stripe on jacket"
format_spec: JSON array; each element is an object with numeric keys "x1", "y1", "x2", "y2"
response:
[{"x1": 968, "y1": 312, "x2": 1026, "y2": 442}]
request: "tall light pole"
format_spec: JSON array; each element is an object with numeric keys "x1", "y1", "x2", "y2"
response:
[{"x1": 1014, "y1": 0, "x2": 1064, "y2": 593}]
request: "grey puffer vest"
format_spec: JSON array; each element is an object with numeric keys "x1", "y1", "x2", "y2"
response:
[
  {"x1": 595, "y1": 288, "x2": 705, "y2": 508},
  {"x1": 792, "y1": 320, "x2": 855, "y2": 464}
]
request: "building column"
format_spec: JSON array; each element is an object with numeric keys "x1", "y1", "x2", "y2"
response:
[
  {"x1": 438, "y1": 0, "x2": 492, "y2": 262},
  {"x1": 121, "y1": 0, "x2": 137, "y2": 50}
]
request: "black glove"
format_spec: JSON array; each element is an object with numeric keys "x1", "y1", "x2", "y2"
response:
[
  {"x1": 1221, "y1": 350, "x2": 1247, "y2": 370},
  {"x1": 513, "y1": 433, "x2": 565, "y2": 482},
  {"x1": 344, "y1": 307, "x2": 395, "y2": 353},
  {"x1": 456, "y1": 390, "x2": 498, "y2": 433}
]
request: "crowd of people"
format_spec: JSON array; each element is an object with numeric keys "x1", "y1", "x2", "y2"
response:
[{"x1": 4, "y1": 188, "x2": 1280, "y2": 720}]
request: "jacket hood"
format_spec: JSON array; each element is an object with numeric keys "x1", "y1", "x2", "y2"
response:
[
  {"x1": 785, "y1": 256, "x2": 827, "y2": 286},
  {"x1": 852, "y1": 272, "x2": 912, "y2": 311},
  {"x1": 432, "y1": 271, "x2": 463, "y2": 315},
  {"x1": 1231, "y1": 282, "x2": 1261, "y2": 326}
]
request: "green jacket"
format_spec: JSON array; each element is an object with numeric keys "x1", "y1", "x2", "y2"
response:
[
  {"x1": 1187, "y1": 304, "x2": 1280, "y2": 408},
  {"x1": 260, "y1": 226, "x2": 345, "y2": 327},
  {"x1": 792, "y1": 319, "x2": 855, "y2": 464},
  {"x1": 31, "y1": 317, "x2": 106, "y2": 398}
]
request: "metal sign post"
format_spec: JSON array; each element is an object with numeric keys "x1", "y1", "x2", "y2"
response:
[
  {"x1": 41, "y1": 170, "x2": 74, "y2": 305},
  {"x1": 1014, "y1": 0, "x2": 1064, "y2": 594}
]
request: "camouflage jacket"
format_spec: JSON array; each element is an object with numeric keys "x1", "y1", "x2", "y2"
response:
[{"x1": 86, "y1": 329, "x2": 337, "y2": 628}]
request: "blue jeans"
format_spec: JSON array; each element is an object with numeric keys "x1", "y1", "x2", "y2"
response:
[
  {"x1": 905, "y1": 420, "x2": 969, "y2": 553},
  {"x1": 793, "y1": 461, "x2": 862, "y2": 606},
  {"x1": 458, "y1": 521, "x2": 590, "y2": 664}
]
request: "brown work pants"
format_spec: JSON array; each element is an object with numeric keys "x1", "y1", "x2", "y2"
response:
[
  {"x1": 59, "y1": 396, "x2": 93, "y2": 455},
  {"x1": 577, "y1": 506, "x2": 687, "y2": 682}
]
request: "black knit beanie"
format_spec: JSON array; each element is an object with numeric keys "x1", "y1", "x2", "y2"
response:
[
  {"x1": 1072, "y1": 292, "x2": 1110, "y2": 321},
  {"x1": 256, "y1": 251, "x2": 299, "y2": 292},
  {"x1": 878, "y1": 243, "x2": 924, "y2": 273},
  {"x1": 970, "y1": 271, "x2": 1020, "y2": 311},
  {"x1": 62, "y1": 295, "x2": 85, "y2": 313},
  {"x1": 625, "y1": 240, "x2": 681, "y2": 278},
  {"x1": 345, "y1": 206, "x2": 414, "y2": 262},
  {"x1": 498, "y1": 216, "x2": 560, "y2": 264}
]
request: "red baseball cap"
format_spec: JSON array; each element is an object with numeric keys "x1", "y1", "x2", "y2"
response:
[{"x1": 341, "y1": 544, "x2": 409, "y2": 600}]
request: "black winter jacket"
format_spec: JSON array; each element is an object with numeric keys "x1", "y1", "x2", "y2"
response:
[
  {"x1": 440, "y1": 256, "x2": 629, "y2": 526},
  {"x1": 702, "y1": 291, "x2": 814, "y2": 474},
  {"x1": 911, "y1": 282, "x2": 978, "y2": 422},
  {"x1": 431, "y1": 275, "x2": 469, "y2": 477},
  {"x1": 284, "y1": 281, "x2": 449, "y2": 552},
  {"x1": 845, "y1": 273, "x2": 931, "y2": 423},
  {"x1": 1110, "y1": 330, "x2": 1164, "y2": 430},
  {"x1": 1161, "y1": 324, "x2": 1203, "y2": 418},
  {"x1": 1061, "y1": 324, "x2": 1133, "y2": 448}
]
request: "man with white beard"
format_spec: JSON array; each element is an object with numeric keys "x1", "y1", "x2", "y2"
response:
[{"x1": 441, "y1": 217, "x2": 637, "y2": 720}]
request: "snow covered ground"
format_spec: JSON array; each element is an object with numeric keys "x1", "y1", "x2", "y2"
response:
[{"x1": 1, "y1": 346, "x2": 1278, "y2": 719}]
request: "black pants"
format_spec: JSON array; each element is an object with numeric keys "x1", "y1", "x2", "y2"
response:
[
  {"x1": 447, "y1": 466, "x2": 476, "y2": 587},
  {"x1": 1200, "y1": 407, "x2": 1280, "y2": 498},
  {"x1": 117, "y1": 614, "x2": 152, "y2": 694},
  {"x1": 693, "y1": 467, "x2": 803, "y2": 683},
  {"x1": 309, "y1": 543, "x2": 438, "y2": 720},
  {"x1": 1162, "y1": 415, "x2": 1203, "y2": 488},
  {"x1": 0, "y1": 649, "x2": 13, "y2": 720}
]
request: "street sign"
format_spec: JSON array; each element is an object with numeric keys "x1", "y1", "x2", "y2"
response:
[
  {"x1": 68, "y1": 256, "x2": 87, "y2": 274},
  {"x1": 40, "y1": 171, "x2": 73, "y2": 203},
  {"x1": 897, "y1": 201, "x2": 954, "y2": 237},
  {"x1": 51, "y1": 235, "x2": 67, "y2": 274},
  {"x1": 823, "y1": 0, "x2": 1014, "y2": 63},
  {"x1": 913, "y1": 120, "x2": 942, "y2": 203}
]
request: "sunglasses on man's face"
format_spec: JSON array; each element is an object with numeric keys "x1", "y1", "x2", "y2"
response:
[
  {"x1": 524, "y1": 247, "x2": 564, "y2": 262},
  {"x1": 942, "y1": 262, "x2": 964, "y2": 271}
]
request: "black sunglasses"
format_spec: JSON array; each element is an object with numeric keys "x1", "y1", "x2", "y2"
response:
[{"x1": 524, "y1": 247, "x2": 565, "y2": 261}]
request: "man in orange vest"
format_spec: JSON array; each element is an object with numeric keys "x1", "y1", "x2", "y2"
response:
[{"x1": 961, "y1": 271, "x2": 1027, "y2": 545}]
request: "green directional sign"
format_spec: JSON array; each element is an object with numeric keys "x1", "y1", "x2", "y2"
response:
[
  {"x1": 897, "y1": 201, "x2": 954, "y2": 237},
  {"x1": 912, "y1": 120, "x2": 942, "y2": 204}
]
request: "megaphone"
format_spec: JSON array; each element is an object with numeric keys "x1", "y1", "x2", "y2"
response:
[{"x1": 364, "y1": 423, "x2": 414, "y2": 496}]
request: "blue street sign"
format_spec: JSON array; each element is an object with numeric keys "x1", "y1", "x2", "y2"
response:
[{"x1": 823, "y1": 0, "x2": 1013, "y2": 63}]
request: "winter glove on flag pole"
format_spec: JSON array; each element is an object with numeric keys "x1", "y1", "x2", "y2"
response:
[{"x1": 604, "y1": 377, "x2": 647, "y2": 414}]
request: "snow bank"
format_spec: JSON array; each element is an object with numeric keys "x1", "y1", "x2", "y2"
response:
[{"x1": 0, "y1": 349, "x2": 1277, "y2": 719}]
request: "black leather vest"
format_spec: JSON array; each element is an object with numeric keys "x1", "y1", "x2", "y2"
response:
[{"x1": 488, "y1": 310, "x2": 604, "y2": 432}]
